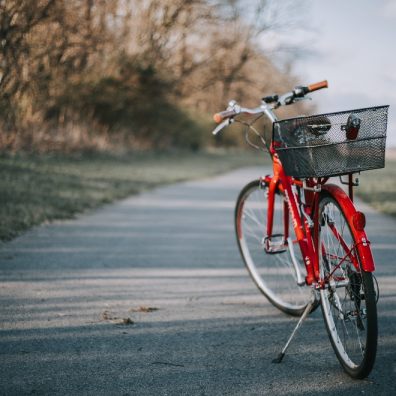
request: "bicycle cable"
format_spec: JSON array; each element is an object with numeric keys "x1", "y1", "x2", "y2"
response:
[{"x1": 236, "y1": 113, "x2": 267, "y2": 151}]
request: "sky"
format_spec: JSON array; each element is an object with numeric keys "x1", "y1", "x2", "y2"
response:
[{"x1": 262, "y1": 0, "x2": 396, "y2": 146}]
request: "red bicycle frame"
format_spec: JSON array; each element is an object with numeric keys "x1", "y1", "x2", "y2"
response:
[{"x1": 263, "y1": 148, "x2": 375, "y2": 287}]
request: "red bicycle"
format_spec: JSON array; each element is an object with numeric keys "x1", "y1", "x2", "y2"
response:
[{"x1": 212, "y1": 81, "x2": 389, "y2": 379}]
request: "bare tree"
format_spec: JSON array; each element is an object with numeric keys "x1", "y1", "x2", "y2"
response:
[{"x1": 0, "y1": 0, "x2": 308, "y2": 151}]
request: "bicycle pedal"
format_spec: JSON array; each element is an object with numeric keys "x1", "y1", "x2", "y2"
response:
[{"x1": 264, "y1": 234, "x2": 287, "y2": 254}]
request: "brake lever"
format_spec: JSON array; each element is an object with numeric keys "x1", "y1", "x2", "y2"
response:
[
  {"x1": 294, "y1": 96, "x2": 312, "y2": 102},
  {"x1": 276, "y1": 92, "x2": 293, "y2": 107},
  {"x1": 212, "y1": 118, "x2": 234, "y2": 135}
]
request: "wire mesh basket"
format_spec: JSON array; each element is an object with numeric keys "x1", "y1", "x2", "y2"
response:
[{"x1": 272, "y1": 106, "x2": 389, "y2": 178}]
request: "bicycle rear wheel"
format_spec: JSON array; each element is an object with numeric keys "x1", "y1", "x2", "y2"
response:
[
  {"x1": 318, "y1": 194, "x2": 377, "y2": 378},
  {"x1": 235, "y1": 179, "x2": 312, "y2": 316}
]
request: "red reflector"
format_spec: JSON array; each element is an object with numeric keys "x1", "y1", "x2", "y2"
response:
[{"x1": 352, "y1": 211, "x2": 366, "y2": 231}]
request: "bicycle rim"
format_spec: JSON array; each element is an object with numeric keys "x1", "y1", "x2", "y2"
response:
[
  {"x1": 319, "y1": 195, "x2": 377, "y2": 378},
  {"x1": 235, "y1": 180, "x2": 311, "y2": 316}
]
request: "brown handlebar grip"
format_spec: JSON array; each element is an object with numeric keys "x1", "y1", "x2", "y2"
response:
[
  {"x1": 213, "y1": 110, "x2": 236, "y2": 123},
  {"x1": 307, "y1": 80, "x2": 328, "y2": 92}
]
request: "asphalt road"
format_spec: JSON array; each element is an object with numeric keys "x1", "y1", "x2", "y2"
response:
[{"x1": 0, "y1": 167, "x2": 395, "y2": 395}]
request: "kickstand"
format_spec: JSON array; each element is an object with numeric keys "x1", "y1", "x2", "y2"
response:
[{"x1": 272, "y1": 291, "x2": 317, "y2": 364}]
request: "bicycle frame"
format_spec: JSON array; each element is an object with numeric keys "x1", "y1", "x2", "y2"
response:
[
  {"x1": 263, "y1": 144, "x2": 375, "y2": 287},
  {"x1": 213, "y1": 88, "x2": 376, "y2": 287}
]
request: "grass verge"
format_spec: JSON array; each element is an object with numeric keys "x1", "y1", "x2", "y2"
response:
[
  {"x1": 0, "y1": 150, "x2": 270, "y2": 241},
  {"x1": 356, "y1": 159, "x2": 396, "y2": 216}
]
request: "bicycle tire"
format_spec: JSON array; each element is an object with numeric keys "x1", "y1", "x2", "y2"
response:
[
  {"x1": 318, "y1": 193, "x2": 377, "y2": 378},
  {"x1": 235, "y1": 179, "x2": 312, "y2": 316}
]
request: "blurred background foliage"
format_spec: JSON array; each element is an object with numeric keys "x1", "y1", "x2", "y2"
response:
[{"x1": 0, "y1": 0, "x2": 307, "y2": 153}]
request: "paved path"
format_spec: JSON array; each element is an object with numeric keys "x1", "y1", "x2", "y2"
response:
[{"x1": 1, "y1": 167, "x2": 395, "y2": 395}]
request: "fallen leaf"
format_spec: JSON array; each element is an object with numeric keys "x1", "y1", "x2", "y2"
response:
[
  {"x1": 101, "y1": 310, "x2": 117, "y2": 321},
  {"x1": 119, "y1": 317, "x2": 134, "y2": 325}
]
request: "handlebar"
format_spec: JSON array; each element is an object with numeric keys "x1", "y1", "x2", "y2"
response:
[
  {"x1": 213, "y1": 109, "x2": 237, "y2": 123},
  {"x1": 306, "y1": 80, "x2": 328, "y2": 93},
  {"x1": 213, "y1": 80, "x2": 329, "y2": 124}
]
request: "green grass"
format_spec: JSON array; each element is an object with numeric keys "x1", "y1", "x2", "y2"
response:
[
  {"x1": 0, "y1": 150, "x2": 270, "y2": 241},
  {"x1": 356, "y1": 159, "x2": 396, "y2": 216},
  {"x1": 2, "y1": 150, "x2": 394, "y2": 242}
]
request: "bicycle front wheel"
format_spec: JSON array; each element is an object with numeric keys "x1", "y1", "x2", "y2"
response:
[
  {"x1": 235, "y1": 179, "x2": 311, "y2": 316},
  {"x1": 318, "y1": 194, "x2": 377, "y2": 378}
]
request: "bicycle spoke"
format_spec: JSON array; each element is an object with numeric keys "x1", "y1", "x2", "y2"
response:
[
  {"x1": 244, "y1": 207, "x2": 263, "y2": 228},
  {"x1": 236, "y1": 180, "x2": 311, "y2": 315},
  {"x1": 319, "y1": 195, "x2": 377, "y2": 378}
]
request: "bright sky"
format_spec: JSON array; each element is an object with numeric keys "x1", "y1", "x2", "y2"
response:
[{"x1": 290, "y1": 0, "x2": 396, "y2": 146}]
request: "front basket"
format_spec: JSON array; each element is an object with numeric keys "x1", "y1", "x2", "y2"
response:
[{"x1": 272, "y1": 106, "x2": 389, "y2": 178}]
